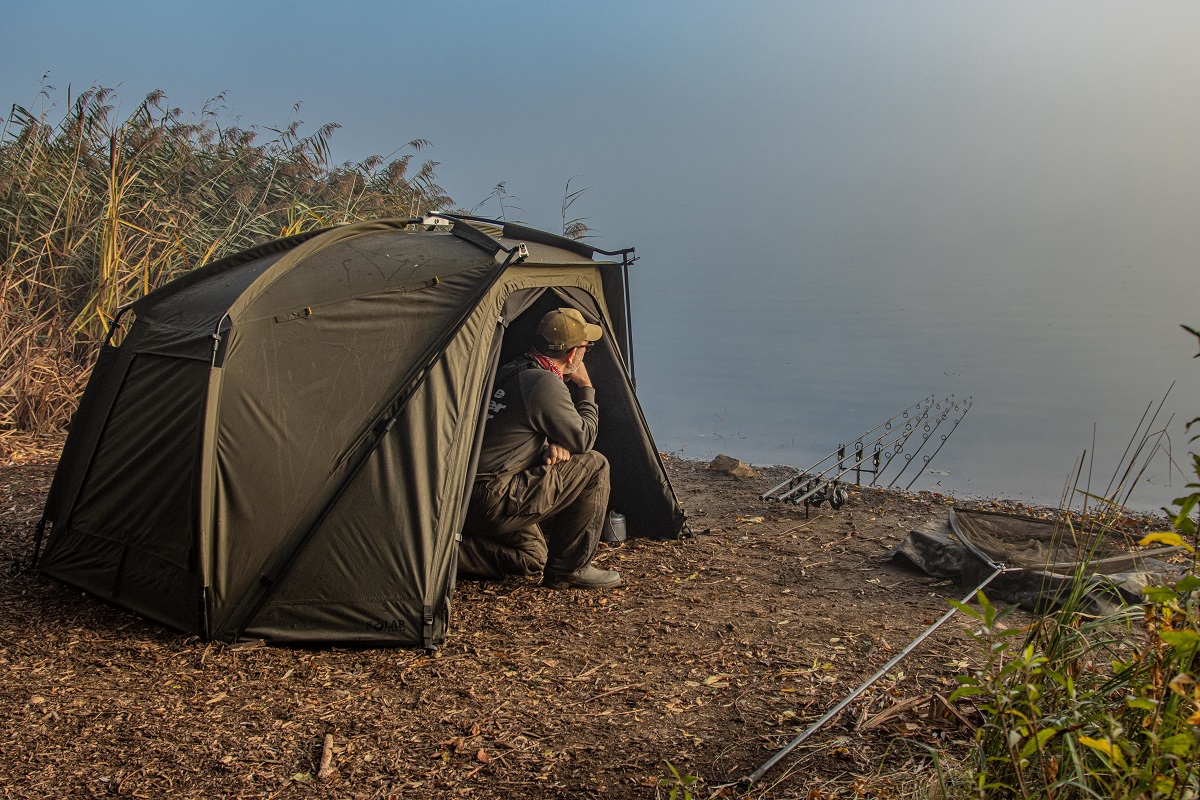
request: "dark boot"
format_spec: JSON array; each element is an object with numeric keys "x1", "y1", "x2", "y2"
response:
[{"x1": 541, "y1": 564, "x2": 622, "y2": 589}]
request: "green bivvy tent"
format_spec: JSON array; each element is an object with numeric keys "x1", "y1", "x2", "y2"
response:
[{"x1": 36, "y1": 216, "x2": 685, "y2": 649}]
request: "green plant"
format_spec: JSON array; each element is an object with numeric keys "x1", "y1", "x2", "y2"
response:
[
  {"x1": 469, "y1": 181, "x2": 521, "y2": 221},
  {"x1": 1160, "y1": 337, "x2": 1200, "y2": 574},
  {"x1": 658, "y1": 761, "x2": 702, "y2": 800},
  {"x1": 560, "y1": 176, "x2": 591, "y2": 240},
  {"x1": 949, "y1": 571, "x2": 1197, "y2": 799}
]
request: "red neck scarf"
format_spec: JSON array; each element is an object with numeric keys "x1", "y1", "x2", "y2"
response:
[{"x1": 526, "y1": 349, "x2": 565, "y2": 380}]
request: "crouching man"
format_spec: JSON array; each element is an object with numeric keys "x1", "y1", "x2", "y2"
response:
[{"x1": 457, "y1": 308, "x2": 621, "y2": 590}]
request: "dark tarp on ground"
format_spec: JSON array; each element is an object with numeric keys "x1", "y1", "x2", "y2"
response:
[
  {"x1": 890, "y1": 507, "x2": 1185, "y2": 614},
  {"x1": 38, "y1": 217, "x2": 686, "y2": 648}
]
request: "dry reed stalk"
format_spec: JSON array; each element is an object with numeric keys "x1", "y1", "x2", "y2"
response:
[{"x1": 1, "y1": 83, "x2": 452, "y2": 436}]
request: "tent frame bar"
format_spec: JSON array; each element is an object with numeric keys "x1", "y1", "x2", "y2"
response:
[{"x1": 620, "y1": 251, "x2": 637, "y2": 387}]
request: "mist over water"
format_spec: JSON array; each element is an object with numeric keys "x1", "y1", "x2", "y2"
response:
[{"x1": 632, "y1": 247, "x2": 1200, "y2": 514}]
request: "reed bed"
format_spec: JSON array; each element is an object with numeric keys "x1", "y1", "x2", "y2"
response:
[{"x1": 0, "y1": 84, "x2": 451, "y2": 444}]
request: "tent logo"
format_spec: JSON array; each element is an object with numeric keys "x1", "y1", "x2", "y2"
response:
[{"x1": 371, "y1": 619, "x2": 405, "y2": 632}]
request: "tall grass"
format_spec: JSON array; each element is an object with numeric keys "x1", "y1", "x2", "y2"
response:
[
  {"x1": 1, "y1": 84, "x2": 451, "y2": 440},
  {"x1": 945, "y1": 345, "x2": 1200, "y2": 799}
]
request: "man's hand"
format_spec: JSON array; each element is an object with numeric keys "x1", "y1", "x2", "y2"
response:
[
  {"x1": 543, "y1": 442, "x2": 571, "y2": 465},
  {"x1": 566, "y1": 357, "x2": 592, "y2": 388}
]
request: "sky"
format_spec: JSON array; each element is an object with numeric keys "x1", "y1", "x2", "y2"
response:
[
  {"x1": 7, "y1": 1, "x2": 1197, "y2": 250},
  {"x1": 4, "y1": 1, "x2": 1200, "y2": 507}
]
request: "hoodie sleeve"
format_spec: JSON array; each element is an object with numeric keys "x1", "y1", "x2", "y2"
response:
[{"x1": 522, "y1": 371, "x2": 599, "y2": 454}]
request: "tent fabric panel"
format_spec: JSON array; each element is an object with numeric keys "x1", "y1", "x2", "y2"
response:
[
  {"x1": 38, "y1": 525, "x2": 122, "y2": 600},
  {"x1": 242, "y1": 300, "x2": 498, "y2": 644},
  {"x1": 110, "y1": 544, "x2": 202, "y2": 631},
  {"x1": 40, "y1": 528, "x2": 202, "y2": 633},
  {"x1": 236, "y1": 231, "x2": 492, "y2": 325},
  {"x1": 137, "y1": 252, "x2": 286, "y2": 334},
  {"x1": 37, "y1": 527, "x2": 201, "y2": 633},
  {"x1": 129, "y1": 321, "x2": 221, "y2": 361},
  {"x1": 241, "y1": 595, "x2": 439, "y2": 645},
  {"x1": 416, "y1": 303, "x2": 503, "y2": 636},
  {"x1": 208, "y1": 264, "x2": 492, "y2": 629},
  {"x1": 497, "y1": 238, "x2": 603, "y2": 266},
  {"x1": 227, "y1": 220, "x2": 495, "y2": 322},
  {"x1": 490, "y1": 268, "x2": 611, "y2": 322},
  {"x1": 448, "y1": 219, "x2": 504, "y2": 255},
  {"x1": 498, "y1": 220, "x2": 600, "y2": 260},
  {"x1": 67, "y1": 354, "x2": 207, "y2": 571},
  {"x1": 598, "y1": 267, "x2": 632, "y2": 374},
  {"x1": 130, "y1": 228, "x2": 331, "y2": 318},
  {"x1": 41, "y1": 342, "x2": 128, "y2": 534}
]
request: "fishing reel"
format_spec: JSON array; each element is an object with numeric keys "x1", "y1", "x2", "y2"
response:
[
  {"x1": 770, "y1": 474, "x2": 849, "y2": 513},
  {"x1": 805, "y1": 480, "x2": 849, "y2": 510}
]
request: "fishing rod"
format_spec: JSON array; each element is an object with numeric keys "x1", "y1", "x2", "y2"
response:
[
  {"x1": 903, "y1": 398, "x2": 973, "y2": 491},
  {"x1": 777, "y1": 398, "x2": 943, "y2": 500},
  {"x1": 763, "y1": 392, "x2": 973, "y2": 513},
  {"x1": 885, "y1": 395, "x2": 972, "y2": 490},
  {"x1": 767, "y1": 395, "x2": 952, "y2": 508},
  {"x1": 777, "y1": 420, "x2": 926, "y2": 506},
  {"x1": 761, "y1": 397, "x2": 934, "y2": 500}
]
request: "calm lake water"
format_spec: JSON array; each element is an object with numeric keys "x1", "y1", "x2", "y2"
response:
[{"x1": 630, "y1": 249, "x2": 1199, "y2": 515}]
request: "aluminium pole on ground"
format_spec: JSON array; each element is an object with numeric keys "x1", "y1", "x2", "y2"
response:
[{"x1": 734, "y1": 562, "x2": 1019, "y2": 791}]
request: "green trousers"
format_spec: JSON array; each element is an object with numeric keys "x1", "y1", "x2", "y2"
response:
[{"x1": 458, "y1": 451, "x2": 610, "y2": 580}]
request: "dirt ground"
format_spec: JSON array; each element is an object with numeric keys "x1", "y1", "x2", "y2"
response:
[{"x1": 0, "y1": 445, "x2": 1144, "y2": 799}]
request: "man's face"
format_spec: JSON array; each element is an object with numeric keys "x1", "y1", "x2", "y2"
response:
[{"x1": 563, "y1": 343, "x2": 589, "y2": 373}]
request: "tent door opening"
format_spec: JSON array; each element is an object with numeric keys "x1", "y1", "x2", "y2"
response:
[{"x1": 458, "y1": 287, "x2": 588, "y2": 521}]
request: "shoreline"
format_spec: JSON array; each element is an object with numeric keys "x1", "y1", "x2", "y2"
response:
[{"x1": 669, "y1": 451, "x2": 1174, "y2": 527}]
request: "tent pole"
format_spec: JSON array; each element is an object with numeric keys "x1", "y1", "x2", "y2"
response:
[{"x1": 621, "y1": 251, "x2": 637, "y2": 388}]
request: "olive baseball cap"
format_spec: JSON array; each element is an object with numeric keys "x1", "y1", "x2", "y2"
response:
[{"x1": 536, "y1": 308, "x2": 603, "y2": 352}]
